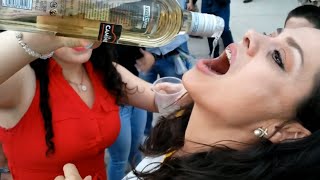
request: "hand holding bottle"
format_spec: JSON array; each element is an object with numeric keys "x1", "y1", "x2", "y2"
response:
[
  {"x1": 11, "y1": 29, "x2": 97, "y2": 55},
  {"x1": 0, "y1": 30, "x2": 97, "y2": 84}
]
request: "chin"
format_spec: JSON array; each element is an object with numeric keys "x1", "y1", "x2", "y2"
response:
[
  {"x1": 54, "y1": 48, "x2": 93, "y2": 63},
  {"x1": 183, "y1": 66, "x2": 212, "y2": 85},
  {"x1": 182, "y1": 69, "x2": 206, "y2": 95},
  {"x1": 182, "y1": 68, "x2": 195, "y2": 89},
  {"x1": 73, "y1": 49, "x2": 93, "y2": 59}
]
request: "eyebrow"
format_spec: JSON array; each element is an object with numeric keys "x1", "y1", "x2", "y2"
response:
[
  {"x1": 276, "y1": 29, "x2": 304, "y2": 67},
  {"x1": 286, "y1": 37, "x2": 304, "y2": 66}
]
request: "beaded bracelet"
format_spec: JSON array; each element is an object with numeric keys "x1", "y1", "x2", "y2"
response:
[{"x1": 15, "y1": 32, "x2": 54, "y2": 60}]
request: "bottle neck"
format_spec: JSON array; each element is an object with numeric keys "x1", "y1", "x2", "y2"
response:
[{"x1": 181, "y1": 11, "x2": 225, "y2": 37}]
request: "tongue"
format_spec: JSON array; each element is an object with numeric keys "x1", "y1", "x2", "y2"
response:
[{"x1": 210, "y1": 58, "x2": 229, "y2": 74}]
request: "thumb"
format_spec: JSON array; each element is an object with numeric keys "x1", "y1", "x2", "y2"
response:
[
  {"x1": 139, "y1": 48, "x2": 146, "y2": 54},
  {"x1": 139, "y1": 48, "x2": 153, "y2": 57},
  {"x1": 84, "y1": 175, "x2": 92, "y2": 180}
]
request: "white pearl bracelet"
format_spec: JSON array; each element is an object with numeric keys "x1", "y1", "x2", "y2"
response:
[{"x1": 15, "y1": 32, "x2": 54, "y2": 60}]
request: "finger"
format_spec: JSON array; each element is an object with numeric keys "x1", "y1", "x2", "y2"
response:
[
  {"x1": 57, "y1": 36, "x2": 96, "y2": 48},
  {"x1": 136, "y1": 59, "x2": 150, "y2": 71},
  {"x1": 84, "y1": 176, "x2": 92, "y2": 180},
  {"x1": 63, "y1": 163, "x2": 82, "y2": 179},
  {"x1": 54, "y1": 175, "x2": 65, "y2": 180},
  {"x1": 135, "y1": 60, "x2": 143, "y2": 66},
  {"x1": 187, "y1": 4, "x2": 193, "y2": 11},
  {"x1": 139, "y1": 49, "x2": 154, "y2": 62},
  {"x1": 139, "y1": 48, "x2": 146, "y2": 54},
  {"x1": 134, "y1": 64, "x2": 142, "y2": 73},
  {"x1": 135, "y1": 60, "x2": 143, "y2": 71},
  {"x1": 153, "y1": 83, "x2": 183, "y2": 94},
  {"x1": 136, "y1": 57, "x2": 144, "y2": 62}
]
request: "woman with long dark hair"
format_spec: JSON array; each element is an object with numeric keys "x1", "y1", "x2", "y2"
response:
[
  {"x1": 56, "y1": 27, "x2": 320, "y2": 180},
  {"x1": 0, "y1": 27, "x2": 160, "y2": 179},
  {"x1": 123, "y1": 27, "x2": 320, "y2": 180}
]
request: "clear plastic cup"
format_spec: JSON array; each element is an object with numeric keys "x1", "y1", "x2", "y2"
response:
[{"x1": 152, "y1": 77, "x2": 186, "y2": 115}]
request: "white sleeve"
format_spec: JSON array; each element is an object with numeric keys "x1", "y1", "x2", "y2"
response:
[{"x1": 122, "y1": 155, "x2": 165, "y2": 180}]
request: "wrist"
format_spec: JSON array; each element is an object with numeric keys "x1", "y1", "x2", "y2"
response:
[
  {"x1": 15, "y1": 31, "x2": 62, "y2": 55},
  {"x1": 15, "y1": 32, "x2": 55, "y2": 60}
]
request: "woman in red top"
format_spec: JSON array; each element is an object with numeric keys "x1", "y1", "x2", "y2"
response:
[{"x1": 0, "y1": 29, "x2": 158, "y2": 180}]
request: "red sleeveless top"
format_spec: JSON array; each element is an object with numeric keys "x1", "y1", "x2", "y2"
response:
[{"x1": 0, "y1": 60, "x2": 120, "y2": 180}]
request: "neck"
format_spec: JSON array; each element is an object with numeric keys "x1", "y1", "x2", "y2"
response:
[
  {"x1": 182, "y1": 104, "x2": 257, "y2": 153},
  {"x1": 56, "y1": 60, "x2": 85, "y2": 83}
]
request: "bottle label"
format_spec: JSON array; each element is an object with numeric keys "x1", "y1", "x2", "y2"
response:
[
  {"x1": 98, "y1": 23, "x2": 122, "y2": 43},
  {"x1": 189, "y1": 12, "x2": 224, "y2": 37},
  {"x1": 107, "y1": 3, "x2": 153, "y2": 33},
  {"x1": 142, "y1": 5, "x2": 151, "y2": 29},
  {"x1": 2, "y1": 0, "x2": 33, "y2": 10}
]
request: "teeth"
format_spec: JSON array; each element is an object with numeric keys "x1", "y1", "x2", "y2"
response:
[{"x1": 226, "y1": 48, "x2": 232, "y2": 63}]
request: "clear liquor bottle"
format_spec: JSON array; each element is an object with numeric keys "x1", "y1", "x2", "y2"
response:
[{"x1": 0, "y1": 0, "x2": 224, "y2": 47}]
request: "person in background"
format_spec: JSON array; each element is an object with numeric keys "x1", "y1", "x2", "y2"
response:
[
  {"x1": 200, "y1": 0, "x2": 234, "y2": 57},
  {"x1": 284, "y1": 5, "x2": 320, "y2": 29},
  {"x1": 0, "y1": 27, "x2": 163, "y2": 180},
  {"x1": 243, "y1": 0, "x2": 253, "y2": 3},
  {"x1": 298, "y1": 0, "x2": 319, "y2": 6},
  {"x1": 106, "y1": 44, "x2": 154, "y2": 180},
  {"x1": 139, "y1": 0, "x2": 192, "y2": 137}
]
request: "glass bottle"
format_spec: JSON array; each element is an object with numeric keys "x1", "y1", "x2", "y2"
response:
[{"x1": 0, "y1": 0, "x2": 224, "y2": 47}]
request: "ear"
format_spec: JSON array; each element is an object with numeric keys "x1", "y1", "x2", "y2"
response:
[{"x1": 268, "y1": 121, "x2": 311, "y2": 144}]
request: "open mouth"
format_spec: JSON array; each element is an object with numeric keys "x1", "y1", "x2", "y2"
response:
[{"x1": 202, "y1": 47, "x2": 232, "y2": 75}]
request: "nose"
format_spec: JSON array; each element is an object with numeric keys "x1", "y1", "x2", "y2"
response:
[{"x1": 243, "y1": 29, "x2": 268, "y2": 57}]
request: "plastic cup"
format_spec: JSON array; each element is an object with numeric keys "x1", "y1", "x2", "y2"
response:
[{"x1": 152, "y1": 77, "x2": 186, "y2": 115}]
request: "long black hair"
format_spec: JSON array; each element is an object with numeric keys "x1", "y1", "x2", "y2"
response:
[
  {"x1": 135, "y1": 75, "x2": 320, "y2": 179},
  {"x1": 30, "y1": 43, "x2": 125, "y2": 156}
]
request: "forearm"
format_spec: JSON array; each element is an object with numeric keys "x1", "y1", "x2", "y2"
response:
[
  {"x1": 115, "y1": 63, "x2": 158, "y2": 112},
  {"x1": 0, "y1": 31, "x2": 62, "y2": 84}
]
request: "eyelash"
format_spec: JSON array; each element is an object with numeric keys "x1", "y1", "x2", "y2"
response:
[
  {"x1": 263, "y1": 32, "x2": 275, "y2": 38},
  {"x1": 272, "y1": 50, "x2": 285, "y2": 70}
]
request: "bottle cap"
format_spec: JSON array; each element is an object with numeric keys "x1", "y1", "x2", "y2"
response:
[{"x1": 188, "y1": 12, "x2": 225, "y2": 37}]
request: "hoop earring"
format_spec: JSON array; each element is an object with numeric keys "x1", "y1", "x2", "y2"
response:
[{"x1": 254, "y1": 127, "x2": 268, "y2": 138}]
